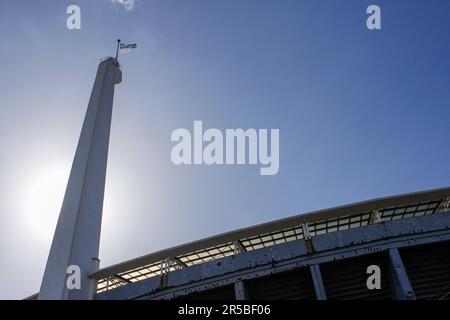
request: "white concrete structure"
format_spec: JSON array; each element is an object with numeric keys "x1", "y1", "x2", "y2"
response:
[{"x1": 39, "y1": 58, "x2": 122, "y2": 300}]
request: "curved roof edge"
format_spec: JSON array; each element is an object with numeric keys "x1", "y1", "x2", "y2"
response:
[{"x1": 90, "y1": 186, "x2": 450, "y2": 279}]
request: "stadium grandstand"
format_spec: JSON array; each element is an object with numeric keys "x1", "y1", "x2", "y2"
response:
[{"x1": 83, "y1": 187, "x2": 450, "y2": 300}]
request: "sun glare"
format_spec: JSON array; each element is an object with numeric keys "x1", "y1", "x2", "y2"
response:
[{"x1": 22, "y1": 163, "x2": 70, "y2": 243}]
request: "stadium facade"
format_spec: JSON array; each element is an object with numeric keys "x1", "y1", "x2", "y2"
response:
[{"x1": 92, "y1": 187, "x2": 450, "y2": 300}]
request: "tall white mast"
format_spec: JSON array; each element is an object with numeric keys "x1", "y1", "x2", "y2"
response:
[{"x1": 39, "y1": 57, "x2": 122, "y2": 299}]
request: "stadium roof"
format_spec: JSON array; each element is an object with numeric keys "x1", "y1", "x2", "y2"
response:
[{"x1": 91, "y1": 187, "x2": 450, "y2": 293}]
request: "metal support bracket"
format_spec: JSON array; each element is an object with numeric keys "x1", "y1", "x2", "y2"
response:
[
  {"x1": 302, "y1": 223, "x2": 314, "y2": 253},
  {"x1": 370, "y1": 209, "x2": 382, "y2": 224},
  {"x1": 234, "y1": 240, "x2": 246, "y2": 254}
]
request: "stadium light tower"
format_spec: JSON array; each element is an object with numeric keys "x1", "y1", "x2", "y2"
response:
[{"x1": 38, "y1": 57, "x2": 122, "y2": 300}]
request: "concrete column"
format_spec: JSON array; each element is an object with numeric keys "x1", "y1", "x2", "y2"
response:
[
  {"x1": 310, "y1": 264, "x2": 327, "y2": 300},
  {"x1": 234, "y1": 280, "x2": 249, "y2": 300},
  {"x1": 388, "y1": 248, "x2": 416, "y2": 300},
  {"x1": 39, "y1": 58, "x2": 121, "y2": 300}
]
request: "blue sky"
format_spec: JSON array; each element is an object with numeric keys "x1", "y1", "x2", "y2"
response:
[{"x1": 0, "y1": 0, "x2": 449, "y2": 299}]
